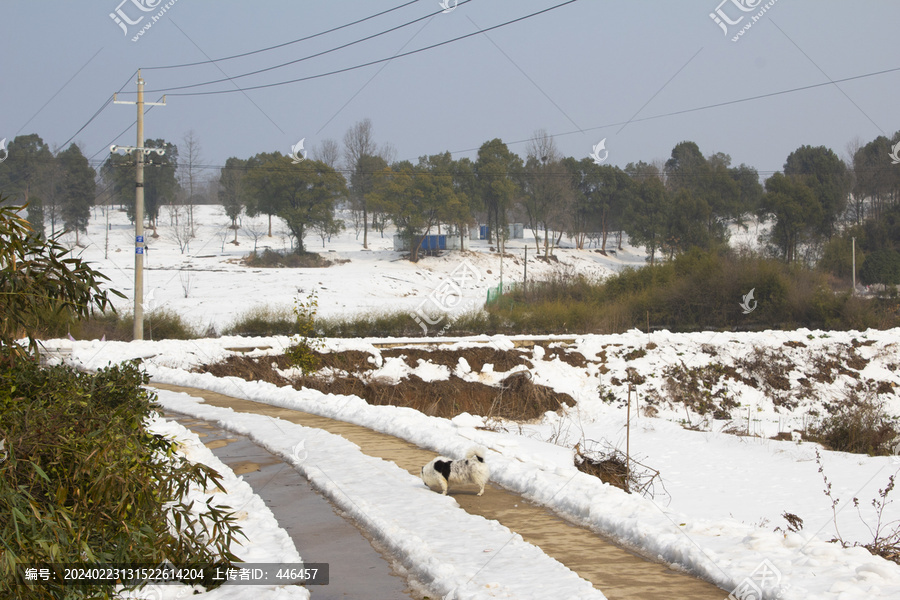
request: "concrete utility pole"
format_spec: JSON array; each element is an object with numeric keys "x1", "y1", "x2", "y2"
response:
[{"x1": 112, "y1": 69, "x2": 166, "y2": 340}]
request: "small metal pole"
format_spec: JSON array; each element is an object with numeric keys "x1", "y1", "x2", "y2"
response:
[{"x1": 626, "y1": 384, "x2": 632, "y2": 493}]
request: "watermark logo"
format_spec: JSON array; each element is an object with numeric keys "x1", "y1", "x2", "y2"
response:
[
  {"x1": 291, "y1": 440, "x2": 308, "y2": 464},
  {"x1": 739, "y1": 288, "x2": 757, "y2": 314},
  {"x1": 0, "y1": 138, "x2": 8, "y2": 163},
  {"x1": 439, "y1": 0, "x2": 458, "y2": 14},
  {"x1": 710, "y1": 0, "x2": 778, "y2": 42},
  {"x1": 139, "y1": 583, "x2": 192, "y2": 600},
  {"x1": 290, "y1": 138, "x2": 307, "y2": 164},
  {"x1": 710, "y1": 0, "x2": 759, "y2": 35},
  {"x1": 110, "y1": 0, "x2": 180, "y2": 42},
  {"x1": 590, "y1": 138, "x2": 608, "y2": 165},
  {"x1": 410, "y1": 260, "x2": 481, "y2": 335},
  {"x1": 141, "y1": 288, "x2": 164, "y2": 314},
  {"x1": 727, "y1": 559, "x2": 787, "y2": 600},
  {"x1": 142, "y1": 584, "x2": 164, "y2": 600},
  {"x1": 889, "y1": 141, "x2": 900, "y2": 165},
  {"x1": 110, "y1": 0, "x2": 161, "y2": 35}
]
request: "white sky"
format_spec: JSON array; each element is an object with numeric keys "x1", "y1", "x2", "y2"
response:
[{"x1": 1, "y1": 0, "x2": 898, "y2": 178}]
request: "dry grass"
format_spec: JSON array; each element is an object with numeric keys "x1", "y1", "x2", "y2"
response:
[
  {"x1": 574, "y1": 441, "x2": 664, "y2": 498},
  {"x1": 575, "y1": 448, "x2": 629, "y2": 491}
]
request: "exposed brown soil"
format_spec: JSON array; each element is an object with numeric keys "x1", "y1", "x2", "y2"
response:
[
  {"x1": 196, "y1": 352, "x2": 571, "y2": 421},
  {"x1": 576, "y1": 451, "x2": 630, "y2": 491},
  {"x1": 545, "y1": 347, "x2": 589, "y2": 368},
  {"x1": 783, "y1": 340, "x2": 807, "y2": 349},
  {"x1": 380, "y1": 346, "x2": 530, "y2": 373}
]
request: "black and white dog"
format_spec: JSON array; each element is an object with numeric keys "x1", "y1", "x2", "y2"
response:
[{"x1": 421, "y1": 447, "x2": 489, "y2": 496}]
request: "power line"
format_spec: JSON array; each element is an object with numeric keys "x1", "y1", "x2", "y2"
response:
[
  {"x1": 448, "y1": 65, "x2": 900, "y2": 156},
  {"x1": 138, "y1": 0, "x2": 477, "y2": 95},
  {"x1": 143, "y1": 0, "x2": 424, "y2": 70},
  {"x1": 16, "y1": 48, "x2": 105, "y2": 137},
  {"x1": 143, "y1": 0, "x2": 580, "y2": 97},
  {"x1": 34, "y1": 59, "x2": 900, "y2": 178},
  {"x1": 59, "y1": 71, "x2": 137, "y2": 151}
]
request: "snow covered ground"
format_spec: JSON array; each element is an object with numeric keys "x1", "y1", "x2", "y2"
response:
[
  {"x1": 66, "y1": 204, "x2": 643, "y2": 332},
  {"x1": 41, "y1": 205, "x2": 900, "y2": 598},
  {"x1": 58, "y1": 327, "x2": 900, "y2": 600}
]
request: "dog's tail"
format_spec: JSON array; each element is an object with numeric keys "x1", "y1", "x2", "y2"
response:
[{"x1": 466, "y1": 446, "x2": 486, "y2": 462}]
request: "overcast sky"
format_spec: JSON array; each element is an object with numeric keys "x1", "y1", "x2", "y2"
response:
[{"x1": 2, "y1": 0, "x2": 898, "y2": 180}]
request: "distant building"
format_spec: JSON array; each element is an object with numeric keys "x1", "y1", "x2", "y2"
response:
[
  {"x1": 469, "y1": 223, "x2": 523, "y2": 240},
  {"x1": 393, "y1": 233, "x2": 462, "y2": 252}
]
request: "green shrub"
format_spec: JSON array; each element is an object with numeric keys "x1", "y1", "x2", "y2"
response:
[
  {"x1": 820, "y1": 232, "x2": 865, "y2": 282},
  {"x1": 860, "y1": 249, "x2": 900, "y2": 285},
  {"x1": 490, "y1": 249, "x2": 898, "y2": 333},
  {"x1": 0, "y1": 201, "x2": 121, "y2": 359},
  {"x1": 286, "y1": 292, "x2": 322, "y2": 373},
  {"x1": 0, "y1": 360, "x2": 245, "y2": 598}
]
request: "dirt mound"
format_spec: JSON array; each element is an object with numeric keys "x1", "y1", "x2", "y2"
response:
[{"x1": 196, "y1": 353, "x2": 571, "y2": 421}]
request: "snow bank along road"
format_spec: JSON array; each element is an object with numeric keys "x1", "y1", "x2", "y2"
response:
[
  {"x1": 166, "y1": 413, "x2": 416, "y2": 599},
  {"x1": 152, "y1": 383, "x2": 726, "y2": 599}
]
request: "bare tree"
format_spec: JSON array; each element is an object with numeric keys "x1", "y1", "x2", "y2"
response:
[
  {"x1": 170, "y1": 204, "x2": 196, "y2": 254},
  {"x1": 42, "y1": 148, "x2": 65, "y2": 236},
  {"x1": 844, "y1": 137, "x2": 864, "y2": 226},
  {"x1": 242, "y1": 215, "x2": 268, "y2": 252},
  {"x1": 180, "y1": 130, "x2": 204, "y2": 229},
  {"x1": 313, "y1": 217, "x2": 345, "y2": 248},
  {"x1": 219, "y1": 225, "x2": 232, "y2": 252},
  {"x1": 179, "y1": 270, "x2": 193, "y2": 298},
  {"x1": 520, "y1": 130, "x2": 573, "y2": 257},
  {"x1": 313, "y1": 138, "x2": 341, "y2": 168},
  {"x1": 343, "y1": 119, "x2": 387, "y2": 250}
]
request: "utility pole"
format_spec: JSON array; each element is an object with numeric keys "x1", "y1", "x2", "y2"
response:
[{"x1": 111, "y1": 69, "x2": 166, "y2": 340}]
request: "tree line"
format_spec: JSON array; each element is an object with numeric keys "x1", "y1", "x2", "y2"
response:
[{"x1": 1, "y1": 124, "x2": 899, "y2": 280}]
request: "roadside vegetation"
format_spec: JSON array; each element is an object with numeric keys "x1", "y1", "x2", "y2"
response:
[{"x1": 0, "y1": 202, "x2": 243, "y2": 598}]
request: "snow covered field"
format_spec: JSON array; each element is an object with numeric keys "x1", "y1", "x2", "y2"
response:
[
  {"x1": 67, "y1": 204, "x2": 643, "y2": 332},
  {"x1": 57, "y1": 328, "x2": 900, "y2": 600},
  {"x1": 45, "y1": 205, "x2": 900, "y2": 598}
]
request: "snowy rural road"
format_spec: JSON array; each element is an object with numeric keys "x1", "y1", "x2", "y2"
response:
[
  {"x1": 152, "y1": 383, "x2": 726, "y2": 599},
  {"x1": 165, "y1": 413, "x2": 416, "y2": 599}
]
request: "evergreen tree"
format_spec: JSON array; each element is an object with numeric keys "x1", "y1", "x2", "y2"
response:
[
  {"x1": 244, "y1": 153, "x2": 346, "y2": 254},
  {"x1": 783, "y1": 145, "x2": 850, "y2": 240},
  {"x1": 219, "y1": 157, "x2": 247, "y2": 240},
  {"x1": 57, "y1": 144, "x2": 95, "y2": 245},
  {"x1": 0, "y1": 134, "x2": 55, "y2": 236},
  {"x1": 474, "y1": 139, "x2": 522, "y2": 251},
  {"x1": 143, "y1": 139, "x2": 179, "y2": 231},
  {"x1": 761, "y1": 172, "x2": 822, "y2": 262}
]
